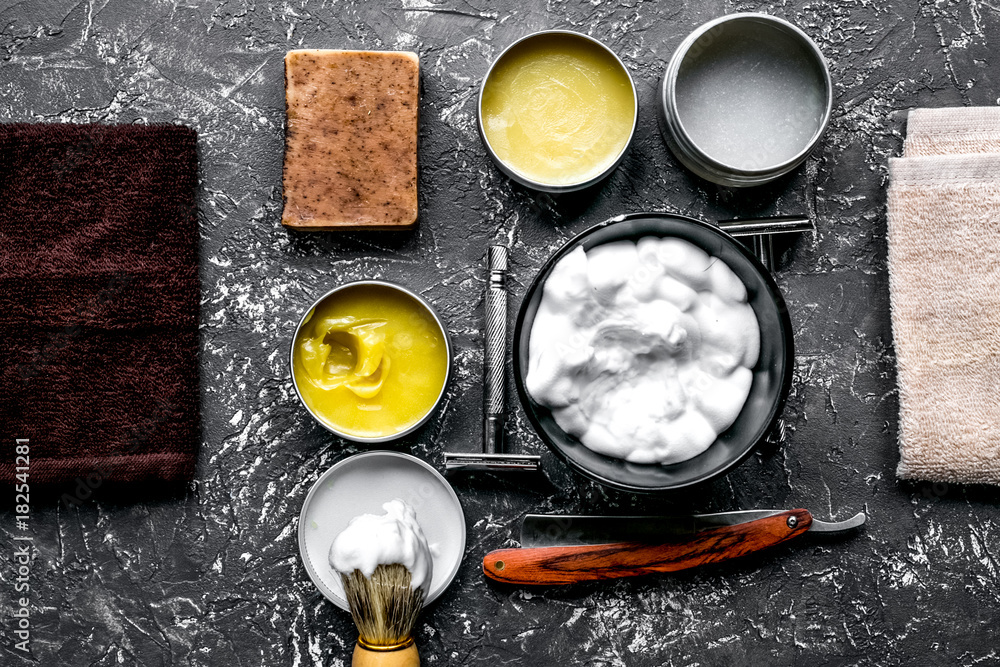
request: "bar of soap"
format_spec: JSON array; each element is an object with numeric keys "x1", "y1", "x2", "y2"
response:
[{"x1": 282, "y1": 50, "x2": 419, "y2": 230}]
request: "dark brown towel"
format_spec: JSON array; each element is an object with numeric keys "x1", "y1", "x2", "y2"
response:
[{"x1": 0, "y1": 123, "x2": 200, "y2": 488}]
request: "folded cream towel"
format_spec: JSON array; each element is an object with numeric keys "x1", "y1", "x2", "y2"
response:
[
  {"x1": 904, "y1": 107, "x2": 1000, "y2": 156},
  {"x1": 888, "y1": 109, "x2": 1000, "y2": 484}
]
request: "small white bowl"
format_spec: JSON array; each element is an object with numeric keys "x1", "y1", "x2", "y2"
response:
[{"x1": 298, "y1": 451, "x2": 466, "y2": 610}]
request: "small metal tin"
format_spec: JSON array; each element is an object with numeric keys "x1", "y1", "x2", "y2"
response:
[
  {"x1": 289, "y1": 280, "x2": 452, "y2": 443},
  {"x1": 478, "y1": 30, "x2": 638, "y2": 193},
  {"x1": 659, "y1": 13, "x2": 833, "y2": 187}
]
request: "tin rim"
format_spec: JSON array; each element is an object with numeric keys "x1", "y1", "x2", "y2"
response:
[
  {"x1": 477, "y1": 29, "x2": 639, "y2": 193},
  {"x1": 289, "y1": 280, "x2": 452, "y2": 443},
  {"x1": 661, "y1": 13, "x2": 833, "y2": 185}
]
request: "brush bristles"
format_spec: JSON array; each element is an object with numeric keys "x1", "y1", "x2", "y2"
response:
[{"x1": 341, "y1": 563, "x2": 424, "y2": 648}]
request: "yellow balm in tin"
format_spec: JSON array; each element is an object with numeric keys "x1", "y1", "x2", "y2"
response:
[
  {"x1": 480, "y1": 32, "x2": 636, "y2": 188},
  {"x1": 292, "y1": 283, "x2": 449, "y2": 440}
]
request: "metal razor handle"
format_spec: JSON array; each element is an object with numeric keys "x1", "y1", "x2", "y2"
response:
[
  {"x1": 484, "y1": 245, "x2": 508, "y2": 455},
  {"x1": 443, "y1": 245, "x2": 539, "y2": 472}
]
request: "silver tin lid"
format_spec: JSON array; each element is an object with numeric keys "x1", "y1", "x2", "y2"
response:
[{"x1": 659, "y1": 13, "x2": 833, "y2": 187}]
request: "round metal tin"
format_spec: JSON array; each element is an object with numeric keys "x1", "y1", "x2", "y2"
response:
[
  {"x1": 298, "y1": 451, "x2": 467, "y2": 611},
  {"x1": 289, "y1": 280, "x2": 452, "y2": 443},
  {"x1": 477, "y1": 29, "x2": 638, "y2": 193},
  {"x1": 659, "y1": 13, "x2": 832, "y2": 187}
]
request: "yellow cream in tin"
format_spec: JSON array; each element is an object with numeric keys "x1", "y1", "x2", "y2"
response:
[
  {"x1": 293, "y1": 284, "x2": 448, "y2": 438},
  {"x1": 481, "y1": 33, "x2": 635, "y2": 186}
]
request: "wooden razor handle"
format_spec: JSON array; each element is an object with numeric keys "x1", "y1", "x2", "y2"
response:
[{"x1": 483, "y1": 509, "x2": 812, "y2": 585}]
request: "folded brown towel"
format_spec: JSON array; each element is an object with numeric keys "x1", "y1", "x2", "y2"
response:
[
  {"x1": 888, "y1": 108, "x2": 1000, "y2": 485},
  {"x1": 0, "y1": 123, "x2": 200, "y2": 488}
]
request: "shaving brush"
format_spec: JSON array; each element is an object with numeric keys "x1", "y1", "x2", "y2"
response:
[{"x1": 342, "y1": 563, "x2": 424, "y2": 666}]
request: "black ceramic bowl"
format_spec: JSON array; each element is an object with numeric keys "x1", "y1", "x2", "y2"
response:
[{"x1": 513, "y1": 212, "x2": 794, "y2": 493}]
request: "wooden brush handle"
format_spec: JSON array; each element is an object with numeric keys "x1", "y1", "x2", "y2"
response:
[
  {"x1": 352, "y1": 642, "x2": 419, "y2": 667},
  {"x1": 483, "y1": 509, "x2": 812, "y2": 585}
]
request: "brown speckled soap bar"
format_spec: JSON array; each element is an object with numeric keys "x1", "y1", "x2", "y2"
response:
[{"x1": 282, "y1": 50, "x2": 419, "y2": 230}]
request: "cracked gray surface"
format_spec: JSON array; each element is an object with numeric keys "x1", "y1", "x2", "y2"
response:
[{"x1": 2, "y1": 0, "x2": 999, "y2": 665}]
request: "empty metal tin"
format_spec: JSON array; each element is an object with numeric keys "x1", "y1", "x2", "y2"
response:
[
  {"x1": 478, "y1": 30, "x2": 638, "y2": 193},
  {"x1": 659, "y1": 13, "x2": 832, "y2": 187}
]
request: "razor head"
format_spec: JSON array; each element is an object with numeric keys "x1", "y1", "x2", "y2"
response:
[
  {"x1": 716, "y1": 216, "x2": 815, "y2": 238},
  {"x1": 443, "y1": 452, "x2": 541, "y2": 472}
]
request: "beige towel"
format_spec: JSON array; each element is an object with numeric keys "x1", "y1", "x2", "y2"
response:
[
  {"x1": 904, "y1": 107, "x2": 1000, "y2": 156},
  {"x1": 888, "y1": 108, "x2": 1000, "y2": 484}
]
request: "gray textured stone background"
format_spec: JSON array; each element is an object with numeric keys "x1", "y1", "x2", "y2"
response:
[{"x1": 2, "y1": 0, "x2": 1000, "y2": 665}]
